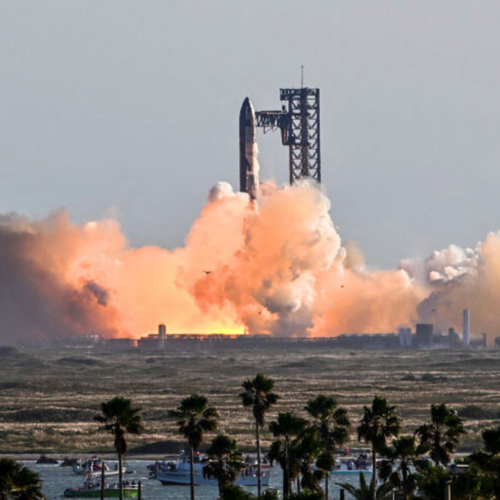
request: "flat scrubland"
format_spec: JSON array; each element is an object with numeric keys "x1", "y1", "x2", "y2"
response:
[{"x1": 1, "y1": 346, "x2": 500, "y2": 455}]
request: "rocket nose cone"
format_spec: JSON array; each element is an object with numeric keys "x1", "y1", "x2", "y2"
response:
[{"x1": 240, "y1": 97, "x2": 256, "y2": 120}]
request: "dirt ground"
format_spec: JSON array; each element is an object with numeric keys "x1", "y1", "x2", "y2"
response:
[{"x1": 1, "y1": 346, "x2": 499, "y2": 454}]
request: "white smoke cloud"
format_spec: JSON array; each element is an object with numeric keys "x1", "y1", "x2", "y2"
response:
[{"x1": 2, "y1": 180, "x2": 500, "y2": 344}]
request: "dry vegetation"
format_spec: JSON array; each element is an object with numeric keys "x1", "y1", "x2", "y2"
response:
[{"x1": 1, "y1": 346, "x2": 500, "y2": 455}]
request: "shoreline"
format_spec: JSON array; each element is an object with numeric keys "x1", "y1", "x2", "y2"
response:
[{"x1": 0, "y1": 453, "x2": 176, "y2": 461}]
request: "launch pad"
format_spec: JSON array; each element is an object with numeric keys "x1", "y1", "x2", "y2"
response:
[{"x1": 239, "y1": 87, "x2": 321, "y2": 197}]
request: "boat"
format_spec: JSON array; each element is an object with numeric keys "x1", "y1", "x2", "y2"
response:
[
  {"x1": 36, "y1": 454, "x2": 58, "y2": 465},
  {"x1": 244, "y1": 454, "x2": 272, "y2": 470},
  {"x1": 61, "y1": 457, "x2": 79, "y2": 467},
  {"x1": 73, "y1": 457, "x2": 123, "y2": 476},
  {"x1": 155, "y1": 451, "x2": 270, "y2": 487},
  {"x1": 63, "y1": 473, "x2": 141, "y2": 498},
  {"x1": 330, "y1": 455, "x2": 373, "y2": 475}
]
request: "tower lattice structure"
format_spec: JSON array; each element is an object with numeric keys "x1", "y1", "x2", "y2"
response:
[{"x1": 255, "y1": 87, "x2": 321, "y2": 184}]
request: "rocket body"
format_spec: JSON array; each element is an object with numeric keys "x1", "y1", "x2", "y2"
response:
[{"x1": 239, "y1": 97, "x2": 259, "y2": 199}]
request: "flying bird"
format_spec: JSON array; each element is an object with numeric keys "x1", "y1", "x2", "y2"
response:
[{"x1": 203, "y1": 270, "x2": 212, "y2": 275}]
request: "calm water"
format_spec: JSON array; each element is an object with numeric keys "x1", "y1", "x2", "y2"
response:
[{"x1": 28, "y1": 460, "x2": 360, "y2": 499}]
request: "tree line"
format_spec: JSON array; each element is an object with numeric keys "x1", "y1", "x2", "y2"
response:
[{"x1": 2, "y1": 373, "x2": 500, "y2": 499}]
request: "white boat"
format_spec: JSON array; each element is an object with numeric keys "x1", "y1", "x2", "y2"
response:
[
  {"x1": 73, "y1": 458, "x2": 124, "y2": 477},
  {"x1": 155, "y1": 452, "x2": 270, "y2": 487}
]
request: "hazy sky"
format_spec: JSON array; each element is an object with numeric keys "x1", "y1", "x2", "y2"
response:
[{"x1": 2, "y1": 1, "x2": 500, "y2": 269}]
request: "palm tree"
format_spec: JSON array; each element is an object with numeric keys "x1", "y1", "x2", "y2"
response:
[
  {"x1": 219, "y1": 484, "x2": 256, "y2": 500},
  {"x1": 261, "y1": 489, "x2": 281, "y2": 500},
  {"x1": 240, "y1": 374, "x2": 280, "y2": 498},
  {"x1": 357, "y1": 396, "x2": 401, "y2": 500},
  {"x1": 315, "y1": 451, "x2": 335, "y2": 500},
  {"x1": 413, "y1": 461, "x2": 453, "y2": 500},
  {"x1": 169, "y1": 394, "x2": 219, "y2": 500},
  {"x1": 469, "y1": 426, "x2": 500, "y2": 498},
  {"x1": 336, "y1": 472, "x2": 393, "y2": 500},
  {"x1": 0, "y1": 458, "x2": 44, "y2": 499},
  {"x1": 416, "y1": 403, "x2": 465, "y2": 467},
  {"x1": 305, "y1": 395, "x2": 350, "y2": 452},
  {"x1": 269, "y1": 438, "x2": 310, "y2": 495},
  {"x1": 269, "y1": 411, "x2": 308, "y2": 497},
  {"x1": 203, "y1": 434, "x2": 246, "y2": 496},
  {"x1": 294, "y1": 428, "x2": 324, "y2": 494},
  {"x1": 305, "y1": 395, "x2": 350, "y2": 498},
  {"x1": 379, "y1": 435, "x2": 425, "y2": 499},
  {"x1": 94, "y1": 396, "x2": 143, "y2": 500}
]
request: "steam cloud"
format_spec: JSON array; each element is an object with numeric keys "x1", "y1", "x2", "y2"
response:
[{"x1": 0, "y1": 182, "x2": 498, "y2": 344}]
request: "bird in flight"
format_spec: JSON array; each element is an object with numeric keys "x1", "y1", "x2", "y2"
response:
[{"x1": 203, "y1": 270, "x2": 212, "y2": 275}]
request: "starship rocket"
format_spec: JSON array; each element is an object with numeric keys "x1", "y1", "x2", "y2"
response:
[{"x1": 239, "y1": 97, "x2": 259, "y2": 199}]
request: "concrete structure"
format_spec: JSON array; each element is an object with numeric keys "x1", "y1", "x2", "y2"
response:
[
  {"x1": 97, "y1": 322, "x2": 496, "y2": 352},
  {"x1": 415, "y1": 323, "x2": 433, "y2": 348},
  {"x1": 463, "y1": 309, "x2": 470, "y2": 347},
  {"x1": 138, "y1": 324, "x2": 167, "y2": 351},
  {"x1": 158, "y1": 323, "x2": 167, "y2": 339}
]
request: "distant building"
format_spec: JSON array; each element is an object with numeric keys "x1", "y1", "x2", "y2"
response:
[
  {"x1": 398, "y1": 327, "x2": 412, "y2": 348},
  {"x1": 106, "y1": 338, "x2": 137, "y2": 351},
  {"x1": 158, "y1": 323, "x2": 167, "y2": 339},
  {"x1": 406, "y1": 329, "x2": 413, "y2": 348},
  {"x1": 138, "y1": 336, "x2": 165, "y2": 351},
  {"x1": 447, "y1": 327, "x2": 460, "y2": 346},
  {"x1": 138, "y1": 324, "x2": 167, "y2": 351},
  {"x1": 495, "y1": 336, "x2": 500, "y2": 348},
  {"x1": 415, "y1": 324, "x2": 433, "y2": 348}
]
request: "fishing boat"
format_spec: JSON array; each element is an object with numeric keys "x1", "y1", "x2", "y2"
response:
[
  {"x1": 155, "y1": 451, "x2": 270, "y2": 487},
  {"x1": 63, "y1": 473, "x2": 141, "y2": 498}
]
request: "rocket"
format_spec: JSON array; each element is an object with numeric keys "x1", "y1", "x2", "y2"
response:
[{"x1": 239, "y1": 97, "x2": 259, "y2": 199}]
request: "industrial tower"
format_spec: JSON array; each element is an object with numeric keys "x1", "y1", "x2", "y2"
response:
[{"x1": 256, "y1": 87, "x2": 321, "y2": 185}]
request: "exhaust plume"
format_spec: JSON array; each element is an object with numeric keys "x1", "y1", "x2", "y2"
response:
[{"x1": 1, "y1": 181, "x2": 499, "y2": 344}]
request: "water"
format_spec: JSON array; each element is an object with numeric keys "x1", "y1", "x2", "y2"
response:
[{"x1": 28, "y1": 460, "x2": 360, "y2": 499}]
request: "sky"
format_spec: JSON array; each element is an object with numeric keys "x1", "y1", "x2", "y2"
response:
[{"x1": 1, "y1": 0, "x2": 500, "y2": 269}]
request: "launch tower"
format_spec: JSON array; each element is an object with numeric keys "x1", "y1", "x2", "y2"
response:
[
  {"x1": 257, "y1": 88, "x2": 321, "y2": 185},
  {"x1": 239, "y1": 86, "x2": 321, "y2": 197}
]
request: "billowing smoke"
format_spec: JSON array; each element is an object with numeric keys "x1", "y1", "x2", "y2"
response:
[
  {"x1": 1, "y1": 181, "x2": 499, "y2": 344},
  {"x1": 414, "y1": 233, "x2": 500, "y2": 337},
  {"x1": 83, "y1": 281, "x2": 111, "y2": 306},
  {"x1": 0, "y1": 212, "x2": 119, "y2": 342}
]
